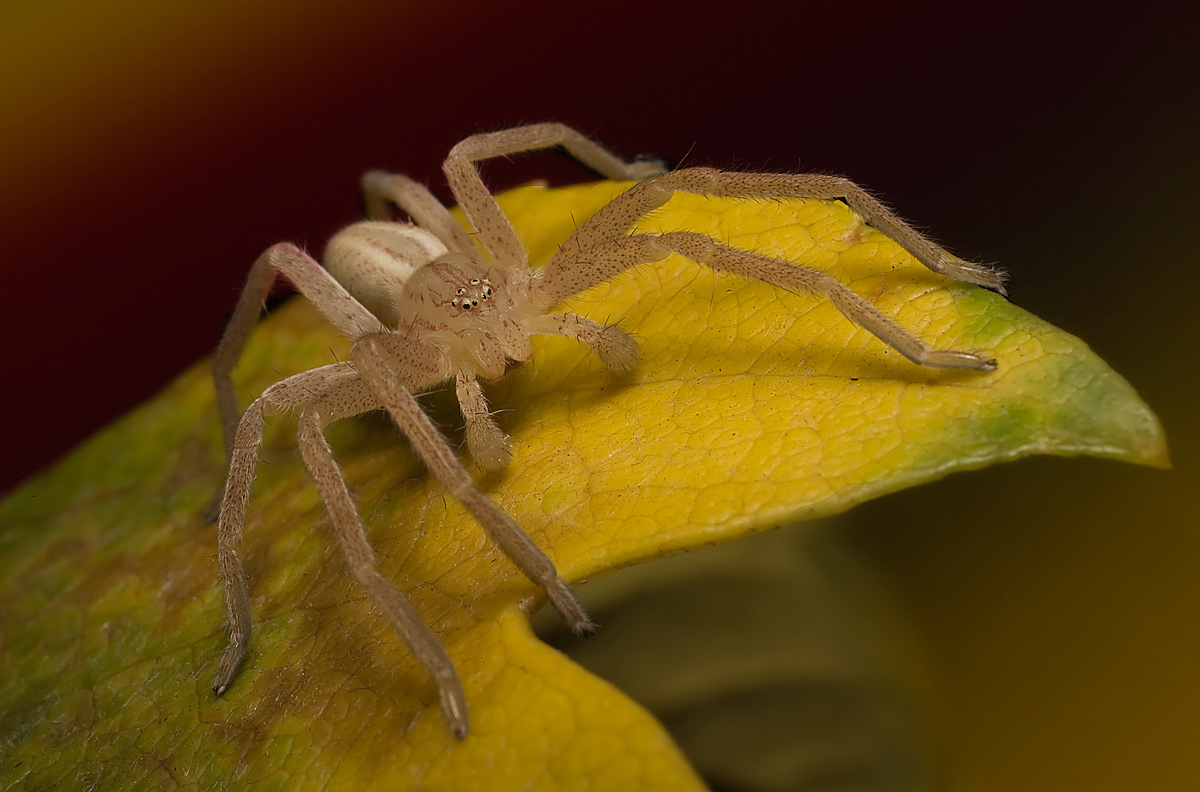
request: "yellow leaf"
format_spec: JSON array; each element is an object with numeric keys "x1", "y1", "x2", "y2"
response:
[{"x1": 0, "y1": 181, "x2": 1165, "y2": 790}]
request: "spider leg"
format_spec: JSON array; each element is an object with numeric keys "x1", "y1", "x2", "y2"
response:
[
  {"x1": 213, "y1": 243, "x2": 385, "y2": 457},
  {"x1": 527, "y1": 313, "x2": 640, "y2": 375},
  {"x1": 361, "y1": 170, "x2": 476, "y2": 255},
  {"x1": 455, "y1": 373, "x2": 512, "y2": 472},
  {"x1": 444, "y1": 123, "x2": 669, "y2": 269},
  {"x1": 293, "y1": 380, "x2": 471, "y2": 740},
  {"x1": 539, "y1": 168, "x2": 1007, "y2": 303},
  {"x1": 353, "y1": 337, "x2": 593, "y2": 635},
  {"x1": 213, "y1": 363, "x2": 361, "y2": 696},
  {"x1": 213, "y1": 397, "x2": 264, "y2": 694},
  {"x1": 542, "y1": 233, "x2": 996, "y2": 371}
]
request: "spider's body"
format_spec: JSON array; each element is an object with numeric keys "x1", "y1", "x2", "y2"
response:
[
  {"x1": 209, "y1": 124, "x2": 1004, "y2": 739},
  {"x1": 325, "y1": 220, "x2": 538, "y2": 387},
  {"x1": 309, "y1": 213, "x2": 641, "y2": 470}
]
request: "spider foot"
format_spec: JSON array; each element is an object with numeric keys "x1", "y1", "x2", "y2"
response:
[
  {"x1": 546, "y1": 577, "x2": 595, "y2": 636},
  {"x1": 212, "y1": 641, "x2": 247, "y2": 696},
  {"x1": 946, "y1": 255, "x2": 1009, "y2": 297},
  {"x1": 466, "y1": 422, "x2": 512, "y2": 473},
  {"x1": 596, "y1": 325, "x2": 640, "y2": 376},
  {"x1": 923, "y1": 349, "x2": 998, "y2": 371},
  {"x1": 437, "y1": 673, "x2": 470, "y2": 740}
]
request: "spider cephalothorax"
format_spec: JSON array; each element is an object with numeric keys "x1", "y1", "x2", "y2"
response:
[
  {"x1": 399, "y1": 256, "x2": 536, "y2": 379},
  {"x1": 209, "y1": 123, "x2": 1004, "y2": 739}
]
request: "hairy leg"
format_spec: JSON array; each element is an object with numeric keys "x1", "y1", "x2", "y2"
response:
[
  {"x1": 536, "y1": 167, "x2": 1006, "y2": 309},
  {"x1": 213, "y1": 397, "x2": 265, "y2": 694},
  {"x1": 443, "y1": 123, "x2": 668, "y2": 268},
  {"x1": 455, "y1": 373, "x2": 511, "y2": 472},
  {"x1": 213, "y1": 243, "x2": 384, "y2": 456},
  {"x1": 538, "y1": 233, "x2": 995, "y2": 371},
  {"x1": 527, "y1": 313, "x2": 640, "y2": 375},
  {"x1": 293, "y1": 383, "x2": 471, "y2": 739},
  {"x1": 372, "y1": 331, "x2": 516, "y2": 475},
  {"x1": 353, "y1": 337, "x2": 593, "y2": 634},
  {"x1": 361, "y1": 170, "x2": 476, "y2": 255},
  {"x1": 213, "y1": 363, "x2": 362, "y2": 696}
]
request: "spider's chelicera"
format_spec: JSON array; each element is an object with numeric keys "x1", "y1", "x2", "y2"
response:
[{"x1": 210, "y1": 123, "x2": 1004, "y2": 739}]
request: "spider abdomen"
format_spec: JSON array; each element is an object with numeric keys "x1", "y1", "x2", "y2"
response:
[{"x1": 323, "y1": 221, "x2": 447, "y2": 328}]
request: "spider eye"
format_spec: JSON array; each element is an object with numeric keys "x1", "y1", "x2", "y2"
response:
[{"x1": 457, "y1": 288, "x2": 466, "y2": 295}]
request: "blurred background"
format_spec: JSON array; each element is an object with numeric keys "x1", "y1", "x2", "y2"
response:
[{"x1": 2, "y1": 1, "x2": 1197, "y2": 789}]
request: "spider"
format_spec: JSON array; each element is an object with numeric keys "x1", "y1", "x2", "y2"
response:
[{"x1": 209, "y1": 123, "x2": 1004, "y2": 739}]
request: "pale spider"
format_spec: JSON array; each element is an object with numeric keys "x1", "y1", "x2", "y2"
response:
[{"x1": 210, "y1": 123, "x2": 1004, "y2": 739}]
